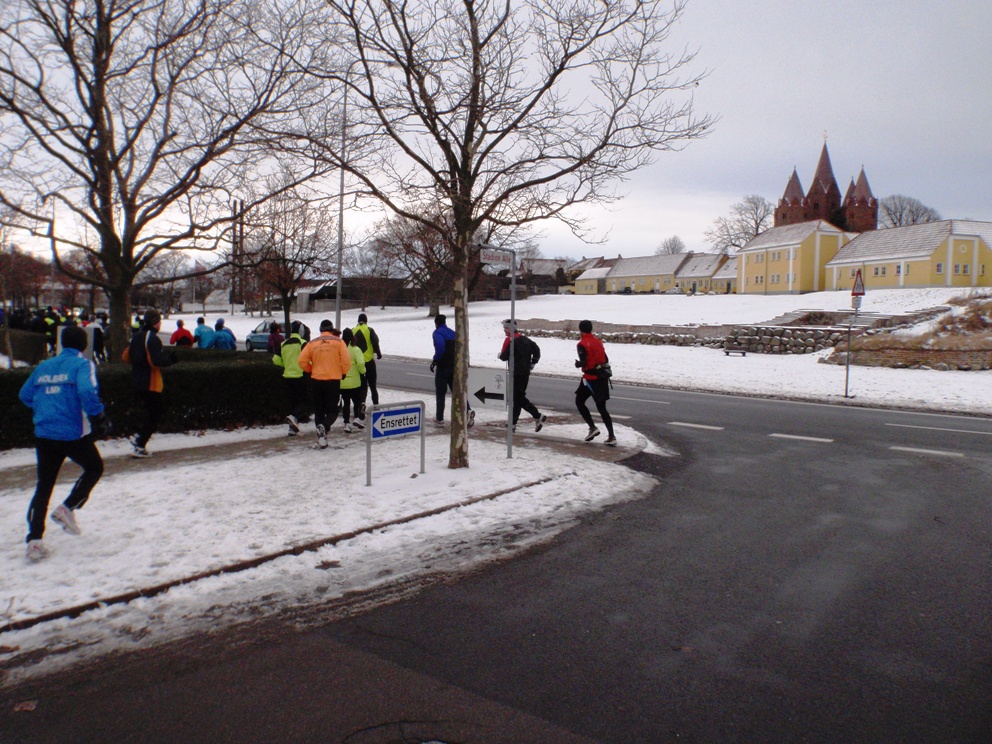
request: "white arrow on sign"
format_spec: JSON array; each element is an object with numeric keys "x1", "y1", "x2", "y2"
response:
[{"x1": 371, "y1": 406, "x2": 422, "y2": 439}]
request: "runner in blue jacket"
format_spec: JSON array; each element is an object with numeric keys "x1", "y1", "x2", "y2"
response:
[{"x1": 18, "y1": 325, "x2": 112, "y2": 561}]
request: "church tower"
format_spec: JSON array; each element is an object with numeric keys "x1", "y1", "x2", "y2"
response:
[
  {"x1": 774, "y1": 143, "x2": 877, "y2": 232},
  {"x1": 841, "y1": 168, "x2": 878, "y2": 232}
]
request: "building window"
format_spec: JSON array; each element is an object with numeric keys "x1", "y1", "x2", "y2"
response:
[
  {"x1": 873, "y1": 266, "x2": 880, "y2": 276},
  {"x1": 936, "y1": 263, "x2": 943, "y2": 274},
  {"x1": 954, "y1": 264, "x2": 961, "y2": 275},
  {"x1": 982, "y1": 265, "x2": 986, "y2": 276},
  {"x1": 850, "y1": 268, "x2": 857, "y2": 278},
  {"x1": 880, "y1": 266, "x2": 887, "y2": 276},
  {"x1": 895, "y1": 264, "x2": 901, "y2": 275},
  {"x1": 963, "y1": 264, "x2": 970, "y2": 275}
]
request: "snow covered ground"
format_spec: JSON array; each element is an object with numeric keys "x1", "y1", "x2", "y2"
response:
[{"x1": 2, "y1": 287, "x2": 989, "y2": 688}]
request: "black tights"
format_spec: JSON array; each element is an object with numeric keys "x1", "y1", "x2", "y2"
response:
[{"x1": 27, "y1": 437, "x2": 103, "y2": 541}]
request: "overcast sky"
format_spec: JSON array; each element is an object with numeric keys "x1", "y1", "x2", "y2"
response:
[
  {"x1": 541, "y1": 0, "x2": 992, "y2": 260},
  {"x1": 9, "y1": 1, "x2": 990, "y2": 265}
]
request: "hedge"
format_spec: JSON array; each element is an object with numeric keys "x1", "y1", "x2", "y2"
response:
[{"x1": 1, "y1": 347, "x2": 303, "y2": 451}]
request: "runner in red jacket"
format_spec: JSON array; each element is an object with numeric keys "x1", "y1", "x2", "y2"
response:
[{"x1": 575, "y1": 319, "x2": 616, "y2": 446}]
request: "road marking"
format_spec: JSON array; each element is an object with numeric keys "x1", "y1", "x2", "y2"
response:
[
  {"x1": 668, "y1": 422, "x2": 724, "y2": 431},
  {"x1": 886, "y1": 423, "x2": 992, "y2": 437},
  {"x1": 769, "y1": 433, "x2": 834, "y2": 443},
  {"x1": 614, "y1": 396, "x2": 670, "y2": 405},
  {"x1": 890, "y1": 446, "x2": 965, "y2": 459}
]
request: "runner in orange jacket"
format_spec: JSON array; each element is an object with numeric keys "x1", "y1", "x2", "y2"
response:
[{"x1": 297, "y1": 320, "x2": 351, "y2": 448}]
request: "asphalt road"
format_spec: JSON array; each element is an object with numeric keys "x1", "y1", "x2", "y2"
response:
[{"x1": 4, "y1": 362, "x2": 992, "y2": 743}]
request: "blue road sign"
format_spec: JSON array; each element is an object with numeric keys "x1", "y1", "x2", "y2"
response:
[{"x1": 371, "y1": 406, "x2": 422, "y2": 439}]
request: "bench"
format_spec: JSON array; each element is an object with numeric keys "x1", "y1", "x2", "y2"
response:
[{"x1": 723, "y1": 346, "x2": 747, "y2": 356}]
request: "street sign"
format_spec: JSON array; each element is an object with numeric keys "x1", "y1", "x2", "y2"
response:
[
  {"x1": 851, "y1": 295, "x2": 862, "y2": 310},
  {"x1": 467, "y1": 367, "x2": 507, "y2": 407},
  {"x1": 366, "y1": 401, "x2": 426, "y2": 486},
  {"x1": 371, "y1": 406, "x2": 422, "y2": 439},
  {"x1": 851, "y1": 268, "x2": 865, "y2": 296},
  {"x1": 479, "y1": 247, "x2": 513, "y2": 267}
]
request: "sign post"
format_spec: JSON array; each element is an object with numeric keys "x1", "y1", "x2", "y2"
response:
[
  {"x1": 479, "y1": 243, "x2": 517, "y2": 459},
  {"x1": 845, "y1": 269, "x2": 866, "y2": 398},
  {"x1": 366, "y1": 400, "x2": 426, "y2": 486}
]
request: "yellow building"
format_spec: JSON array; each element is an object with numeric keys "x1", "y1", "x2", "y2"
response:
[
  {"x1": 738, "y1": 220, "x2": 850, "y2": 294},
  {"x1": 606, "y1": 254, "x2": 692, "y2": 294},
  {"x1": 711, "y1": 256, "x2": 738, "y2": 293},
  {"x1": 674, "y1": 253, "x2": 727, "y2": 294},
  {"x1": 574, "y1": 267, "x2": 611, "y2": 295},
  {"x1": 825, "y1": 220, "x2": 992, "y2": 290}
]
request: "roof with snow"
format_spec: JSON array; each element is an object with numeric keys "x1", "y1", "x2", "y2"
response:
[
  {"x1": 826, "y1": 220, "x2": 992, "y2": 265},
  {"x1": 740, "y1": 220, "x2": 843, "y2": 252},
  {"x1": 677, "y1": 253, "x2": 727, "y2": 279},
  {"x1": 575, "y1": 267, "x2": 611, "y2": 281},
  {"x1": 608, "y1": 253, "x2": 690, "y2": 278},
  {"x1": 712, "y1": 256, "x2": 738, "y2": 279}
]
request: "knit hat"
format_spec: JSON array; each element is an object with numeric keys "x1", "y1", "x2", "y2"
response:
[
  {"x1": 502, "y1": 318, "x2": 515, "y2": 331},
  {"x1": 358, "y1": 313, "x2": 368, "y2": 324},
  {"x1": 579, "y1": 319, "x2": 593, "y2": 333},
  {"x1": 215, "y1": 318, "x2": 225, "y2": 329},
  {"x1": 434, "y1": 314, "x2": 446, "y2": 327},
  {"x1": 61, "y1": 325, "x2": 88, "y2": 352},
  {"x1": 290, "y1": 320, "x2": 301, "y2": 334},
  {"x1": 143, "y1": 308, "x2": 162, "y2": 328},
  {"x1": 319, "y1": 319, "x2": 334, "y2": 333}
]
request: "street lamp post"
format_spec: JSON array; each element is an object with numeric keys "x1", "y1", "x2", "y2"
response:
[{"x1": 334, "y1": 64, "x2": 354, "y2": 333}]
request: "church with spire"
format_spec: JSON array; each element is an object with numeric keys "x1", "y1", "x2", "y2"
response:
[{"x1": 774, "y1": 143, "x2": 878, "y2": 233}]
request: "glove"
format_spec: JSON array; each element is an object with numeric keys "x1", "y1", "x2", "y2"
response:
[
  {"x1": 574, "y1": 360, "x2": 582, "y2": 368},
  {"x1": 88, "y1": 412, "x2": 114, "y2": 440},
  {"x1": 376, "y1": 353, "x2": 382, "y2": 360},
  {"x1": 429, "y1": 360, "x2": 436, "y2": 373}
]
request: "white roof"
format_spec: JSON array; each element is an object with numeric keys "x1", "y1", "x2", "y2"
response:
[
  {"x1": 677, "y1": 253, "x2": 726, "y2": 278},
  {"x1": 576, "y1": 267, "x2": 611, "y2": 281},
  {"x1": 712, "y1": 256, "x2": 738, "y2": 279},
  {"x1": 826, "y1": 220, "x2": 992, "y2": 266},
  {"x1": 608, "y1": 253, "x2": 689, "y2": 278},
  {"x1": 740, "y1": 220, "x2": 842, "y2": 252}
]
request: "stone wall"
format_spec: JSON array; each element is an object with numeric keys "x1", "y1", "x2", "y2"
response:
[{"x1": 723, "y1": 326, "x2": 848, "y2": 354}]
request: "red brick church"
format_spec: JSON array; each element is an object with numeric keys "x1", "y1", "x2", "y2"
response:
[{"x1": 774, "y1": 143, "x2": 878, "y2": 233}]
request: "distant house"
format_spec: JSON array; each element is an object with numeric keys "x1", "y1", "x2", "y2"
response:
[
  {"x1": 606, "y1": 254, "x2": 692, "y2": 294},
  {"x1": 674, "y1": 253, "x2": 727, "y2": 294},
  {"x1": 520, "y1": 257, "x2": 569, "y2": 294},
  {"x1": 825, "y1": 220, "x2": 992, "y2": 291},
  {"x1": 711, "y1": 256, "x2": 738, "y2": 294},
  {"x1": 738, "y1": 220, "x2": 850, "y2": 294},
  {"x1": 574, "y1": 267, "x2": 611, "y2": 295}
]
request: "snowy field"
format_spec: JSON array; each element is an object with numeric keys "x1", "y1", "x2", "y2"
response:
[
  {"x1": 182, "y1": 286, "x2": 991, "y2": 415},
  {"x1": 2, "y1": 286, "x2": 990, "y2": 688}
]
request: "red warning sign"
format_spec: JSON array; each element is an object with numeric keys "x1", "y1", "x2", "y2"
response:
[{"x1": 852, "y1": 269, "x2": 866, "y2": 297}]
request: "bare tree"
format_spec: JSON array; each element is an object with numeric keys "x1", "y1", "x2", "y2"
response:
[
  {"x1": 705, "y1": 195, "x2": 774, "y2": 254},
  {"x1": 242, "y1": 184, "x2": 337, "y2": 331},
  {"x1": 314, "y1": 0, "x2": 712, "y2": 468},
  {"x1": 878, "y1": 195, "x2": 942, "y2": 228},
  {"x1": 0, "y1": 0, "x2": 331, "y2": 359},
  {"x1": 656, "y1": 235, "x2": 687, "y2": 255}
]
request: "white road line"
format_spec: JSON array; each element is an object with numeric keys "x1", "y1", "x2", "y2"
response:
[
  {"x1": 890, "y1": 446, "x2": 965, "y2": 458},
  {"x1": 668, "y1": 422, "x2": 725, "y2": 431},
  {"x1": 614, "y1": 396, "x2": 670, "y2": 405},
  {"x1": 886, "y1": 423, "x2": 992, "y2": 436},
  {"x1": 769, "y1": 433, "x2": 834, "y2": 443}
]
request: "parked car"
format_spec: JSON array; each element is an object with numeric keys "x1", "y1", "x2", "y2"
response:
[{"x1": 245, "y1": 319, "x2": 310, "y2": 351}]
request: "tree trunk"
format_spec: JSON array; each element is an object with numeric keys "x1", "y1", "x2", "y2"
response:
[
  {"x1": 106, "y1": 288, "x2": 132, "y2": 364},
  {"x1": 447, "y1": 240, "x2": 470, "y2": 469}
]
